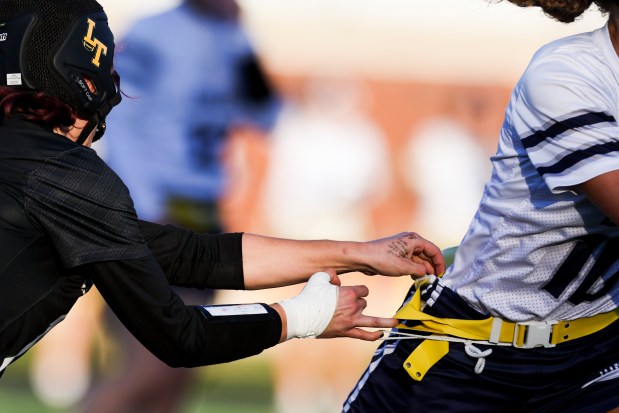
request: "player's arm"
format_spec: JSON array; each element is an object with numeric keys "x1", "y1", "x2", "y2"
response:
[
  {"x1": 574, "y1": 169, "x2": 619, "y2": 226},
  {"x1": 139, "y1": 220, "x2": 445, "y2": 290},
  {"x1": 84, "y1": 257, "x2": 396, "y2": 367},
  {"x1": 241, "y1": 231, "x2": 445, "y2": 289}
]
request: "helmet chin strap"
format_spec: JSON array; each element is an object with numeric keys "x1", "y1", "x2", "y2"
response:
[
  {"x1": 92, "y1": 120, "x2": 108, "y2": 143},
  {"x1": 75, "y1": 90, "x2": 121, "y2": 145},
  {"x1": 75, "y1": 117, "x2": 100, "y2": 145}
]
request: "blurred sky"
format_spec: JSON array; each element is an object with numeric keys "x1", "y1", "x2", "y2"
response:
[{"x1": 100, "y1": 0, "x2": 607, "y2": 85}]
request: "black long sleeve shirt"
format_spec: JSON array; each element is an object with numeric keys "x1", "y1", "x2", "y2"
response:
[{"x1": 0, "y1": 118, "x2": 281, "y2": 375}]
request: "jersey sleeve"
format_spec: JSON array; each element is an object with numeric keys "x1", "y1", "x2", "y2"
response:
[
  {"x1": 23, "y1": 148, "x2": 151, "y2": 268},
  {"x1": 138, "y1": 220, "x2": 245, "y2": 290},
  {"x1": 511, "y1": 51, "x2": 619, "y2": 193},
  {"x1": 86, "y1": 256, "x2": 281, "y2": 366}
]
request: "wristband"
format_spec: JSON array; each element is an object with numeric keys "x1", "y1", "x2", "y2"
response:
[{"x1": 278, "y1": 272, "x2": 338, "y2": 339}]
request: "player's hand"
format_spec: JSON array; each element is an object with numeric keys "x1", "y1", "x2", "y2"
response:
[
  {"x1": 357, "y1": 232, "x2": 445, "y2": 278},
  {"x1": 318, "y1": 270, "x2": 397, "y2": 341}
]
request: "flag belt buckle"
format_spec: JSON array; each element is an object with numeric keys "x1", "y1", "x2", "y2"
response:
[{"x1": 512, "y1": 320, "x2": 557, "y2": 349}]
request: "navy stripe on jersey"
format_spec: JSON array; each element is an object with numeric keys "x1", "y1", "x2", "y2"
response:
[
  {"x1": 536, "y1": 140, "x2": 619, "y2": 176},
  {"x1": 543, "y1": 235, "x2": 619, "y2": 305},
  {"x1": 570, "y1": 237, "x2": 619, "y2": 303},
  {"x1": 544, "y1": 234, "x2": 605, "y2": 299},
  {"x1": 521, "y1": 112, "x2": 616, "y2": 149}
]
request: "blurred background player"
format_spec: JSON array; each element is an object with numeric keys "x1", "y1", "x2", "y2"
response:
[{"x1": 103, "y1": 0, "x2": 279, "y2": 231}]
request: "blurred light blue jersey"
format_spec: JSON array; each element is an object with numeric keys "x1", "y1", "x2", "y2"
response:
[{"x1": 104, "y1": 3, "x2": 279, "y2": 222}]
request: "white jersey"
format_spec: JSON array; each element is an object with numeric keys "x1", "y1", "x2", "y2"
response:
[{"x1": 444, "y1": 24, "x2": 619, "y2": 322}]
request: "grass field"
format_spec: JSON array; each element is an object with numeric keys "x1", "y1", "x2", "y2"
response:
[{"x1": 0, "y1": 352, "x2": 278, "y2": 413}]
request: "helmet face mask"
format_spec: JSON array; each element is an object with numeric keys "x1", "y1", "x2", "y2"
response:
[{"x1": 0, "y1": 0, "x2": 121, "y2": 141}]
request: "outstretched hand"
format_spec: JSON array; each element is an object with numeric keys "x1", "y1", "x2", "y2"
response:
[
  {"x1": 276, "y1": 269, "x2": 397, "y2": 342},
  {"x1": 318, "y1": 269, "x2": 397, "y2": 341},
  {"x1": 359, "y1": 232, "x2": 445, "y2": 278}
]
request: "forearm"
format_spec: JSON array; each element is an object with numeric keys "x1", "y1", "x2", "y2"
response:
[
  {"x1": 140, "y1": 221, "x2": 444, "y2": 292},
  {"x1": 241, "y1": 233, "x2": 367, "y2": 290}
]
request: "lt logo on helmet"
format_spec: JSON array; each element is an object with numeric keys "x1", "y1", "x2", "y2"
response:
[{"x1": 82, "y1": 18, "x2": 107, "y2": 68}]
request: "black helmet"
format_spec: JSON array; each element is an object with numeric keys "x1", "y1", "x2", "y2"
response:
[{"x1": 0, "y1": 0, "x2": 121, "y2": 142}]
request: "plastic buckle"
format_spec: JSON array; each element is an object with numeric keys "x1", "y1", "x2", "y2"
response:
[{"x1": 513, "y1": 321, "x2": 557, "y2": 349}]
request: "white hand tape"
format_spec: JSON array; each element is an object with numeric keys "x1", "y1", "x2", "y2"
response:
[{"x1": 278, "y1": 271, "x2": 338, "y2": 339}]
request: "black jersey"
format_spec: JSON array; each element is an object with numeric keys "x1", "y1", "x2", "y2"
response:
[{"x1": 0, "y1": 118, "x2": 281, "y2": 375}]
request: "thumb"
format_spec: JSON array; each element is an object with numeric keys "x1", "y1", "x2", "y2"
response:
[
  {"x1": 308, "y1": 268, "x2": 338, "y2": 285},
  {"x1": 307, "y1": 271, "x2": 331, "y2": 286}
]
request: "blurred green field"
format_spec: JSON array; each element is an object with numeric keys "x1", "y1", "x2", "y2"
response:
[{"x1": 0, "y1": 351, "x2": 278, "y2": 413}]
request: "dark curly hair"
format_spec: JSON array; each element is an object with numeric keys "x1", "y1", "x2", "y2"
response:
[{"x1": 503, "y1": 0, "x2": 617, "y2": 22}]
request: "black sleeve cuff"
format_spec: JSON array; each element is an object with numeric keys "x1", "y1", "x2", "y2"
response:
[
  {"x1": 138, "y1": 220, "x2": 245, "y2": 290},
  {"x1": 195, "y1": 303, "x2": 282, "y2": 364}
]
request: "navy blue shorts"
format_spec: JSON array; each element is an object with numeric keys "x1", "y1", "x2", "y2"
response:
[{"x1": 343, "y1": 281, "x2": 619, "y2": 413}]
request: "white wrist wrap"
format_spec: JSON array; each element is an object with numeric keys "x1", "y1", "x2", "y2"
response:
[{"x1": 279, "y1": 272, "x2": 338, "y2": 340}]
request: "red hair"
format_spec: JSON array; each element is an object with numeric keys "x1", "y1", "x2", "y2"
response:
[{"x1": 0, "y1": 87, "x2": 77, "y2": 133}]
